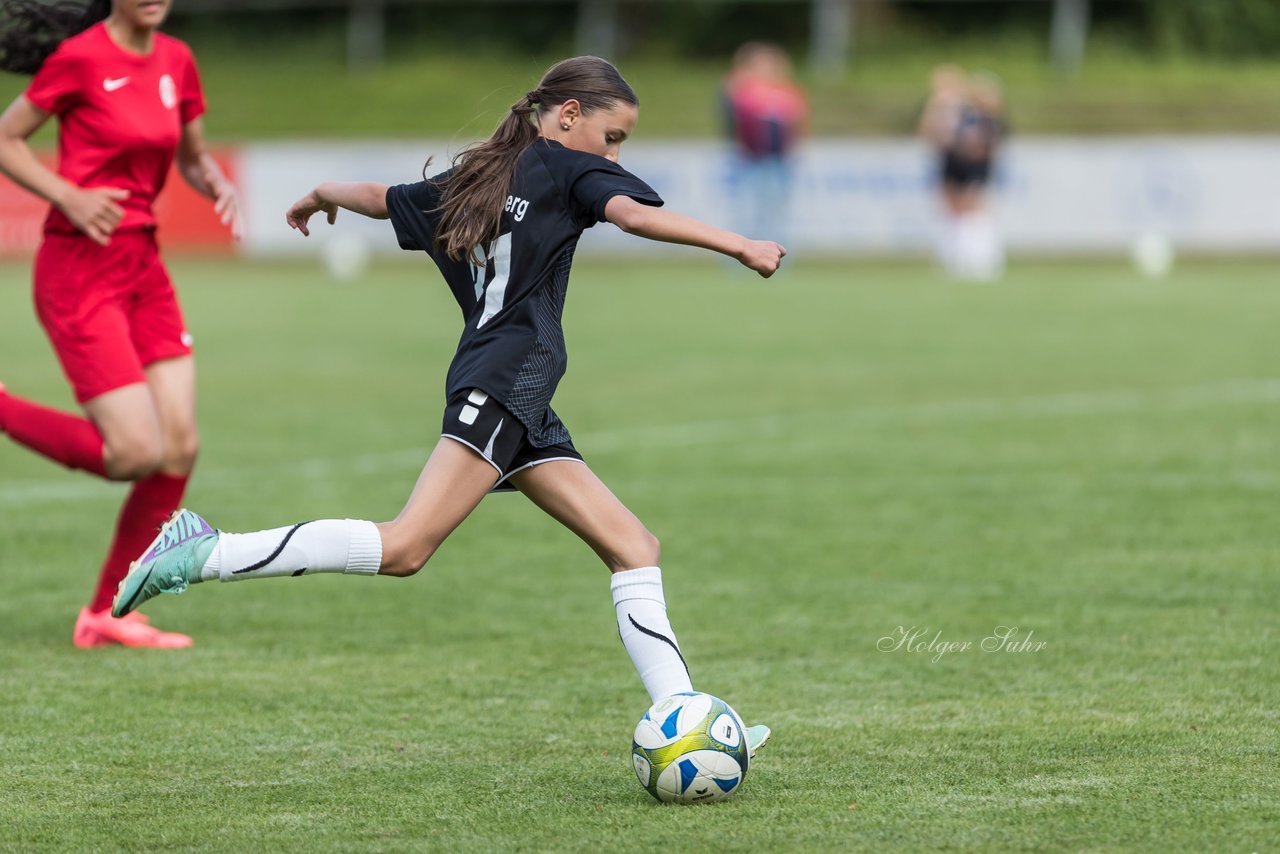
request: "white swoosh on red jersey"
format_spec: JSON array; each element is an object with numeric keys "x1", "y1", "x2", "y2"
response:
[{"x1": 102, "y1": 77, "x2": 130, "y2": 92}]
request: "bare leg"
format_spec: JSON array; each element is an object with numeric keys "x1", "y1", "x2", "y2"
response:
[
  {"x1": 375, "y1": 436, "x2": 502, "y2": 576},
  {"x1": 509, "y1": 460, "x2": 659, "y2": 573},
  {"x1": 82, "y1": 383, "x2": 164, "y2": 480},
  {"x1": 144, "y1": 356, "x2": 199, "y2": 477}
]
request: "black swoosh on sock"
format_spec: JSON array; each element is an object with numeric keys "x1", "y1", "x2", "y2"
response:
[
  {"x1": 231, "y1": 521, "x2": 314, "y2": 575},
  {"x1": 628, "y1": 614, "x2": 691, "y2": 679}
]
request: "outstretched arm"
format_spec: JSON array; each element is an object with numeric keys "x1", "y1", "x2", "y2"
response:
[
  {"x1": 604, "y1": 195, "x2": 786, "y2": 278},
  {"x1": 286, "y1": 181, "x2": 389, "y2": 236}
]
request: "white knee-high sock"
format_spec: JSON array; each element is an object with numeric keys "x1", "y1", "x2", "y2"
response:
[
  {"x1": 612, "y1": 566, "x2": 693, "y2": 702},
  {"x1": 200, "y1": 519, "x2": 382, "y2": 582}
]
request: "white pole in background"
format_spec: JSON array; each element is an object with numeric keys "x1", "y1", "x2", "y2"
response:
[
  {"x1": 347, "y1": 0, "x2": 387, "y2": 73},
  {"x1": 811, "y1": 0, "x2": 854, "y2": 77},
  {"x1": 577, "y1": 0, "x2": 621, "y2": 58},
  {"x1": 1050, "y1": 0, "x2": 1089, "y2": 77}
]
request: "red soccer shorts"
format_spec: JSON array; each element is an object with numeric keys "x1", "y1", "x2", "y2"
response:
[{"x1": 34, "y1": 229, "x2": 193, "y2": 404}]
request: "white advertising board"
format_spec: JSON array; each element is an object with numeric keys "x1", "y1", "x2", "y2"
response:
[{"x1": 240, "y1": 137, "x2": 1280, "y2": 257}]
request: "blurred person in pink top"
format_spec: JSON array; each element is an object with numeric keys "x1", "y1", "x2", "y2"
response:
[{"x1": 723, "y1": 42, "x2": 809, "y2": 246}]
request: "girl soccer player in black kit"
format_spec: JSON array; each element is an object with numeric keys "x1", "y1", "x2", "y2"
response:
[{"x1": 114, "y1": 56, "x2": 783, "y2": 750}]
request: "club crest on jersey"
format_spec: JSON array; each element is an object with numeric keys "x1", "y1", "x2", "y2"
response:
[
  {"x1": 159, "y1": 74, "x2": 177, "y2": 110},
  {"x1": 504, "y1": 194, "x2": 530, "y2": 222}
]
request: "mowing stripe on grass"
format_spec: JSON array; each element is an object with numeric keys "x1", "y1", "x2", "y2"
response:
[{"x1": 3, "y1": 375, "x2": 1278, "y2": 508}]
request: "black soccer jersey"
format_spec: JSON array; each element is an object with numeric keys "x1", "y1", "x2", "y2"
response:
[
  {"x1": 942, "y1": 107, "x2": 1003, "y2": 187},
  {"x1": 385, "y1": 138, "x2": 663, "y2": 447}
]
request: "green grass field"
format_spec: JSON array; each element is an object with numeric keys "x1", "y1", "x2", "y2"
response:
[{"x1": 1, "y1": 256, "x2": 1278, "y2": 851}]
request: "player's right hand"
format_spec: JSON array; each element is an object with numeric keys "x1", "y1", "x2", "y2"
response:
[
  {"x1": 59, "y1": 186, "x2": 128, "y2": 247},
  {"x1": 739, "y1": 239, "x2": 787, "y2": 278},
  {"x1": 286, "y1": 190, "x2": 338, "y2": 237}
]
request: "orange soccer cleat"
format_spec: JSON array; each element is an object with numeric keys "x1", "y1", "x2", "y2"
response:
[{"x1": 72, "y1": 608, "x2": 193, "y2": 649}]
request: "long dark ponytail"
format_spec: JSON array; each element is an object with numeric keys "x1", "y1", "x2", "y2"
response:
[
  {"x1": 435, "y1": 55, "x2": 638, "y2": 265},
  {"x1": 0, "y1": 0, "x2": 110, "y2": 74}
]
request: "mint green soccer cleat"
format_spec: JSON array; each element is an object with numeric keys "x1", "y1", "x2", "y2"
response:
[
  {"x1": 746, "y1": 724, "x2": 771, "y2": 759},
  {"x1": 112, "y1": 509, "x2": 218, "y2": 618}
]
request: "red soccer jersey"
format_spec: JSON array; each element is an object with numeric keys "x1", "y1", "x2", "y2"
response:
[{"x1": 25, "y1": 22, "x2": 205, "y2": 234}]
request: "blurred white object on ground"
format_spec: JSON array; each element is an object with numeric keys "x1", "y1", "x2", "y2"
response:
[
  {"x1": 1131, "y1": 231, "x2": 1175, "y2": 278},
  {"x1": 321, "y1": 233, "x2": 372, "y2": 282}
]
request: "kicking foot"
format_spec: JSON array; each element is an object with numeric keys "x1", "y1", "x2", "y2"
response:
[
  {"x1": 112, "y1": 509, "x2": 217, "y2": 618},
  {"x1": 746, "y1": 724, "x2": 771, "y2": 759},
  {"x1": 73, "y1": 607, "x2": 193, "y2": 648}
]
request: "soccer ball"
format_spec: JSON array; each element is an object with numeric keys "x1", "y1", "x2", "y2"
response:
[{"x1": 631, "y1": 692, "x2": 750, "y2": 804}]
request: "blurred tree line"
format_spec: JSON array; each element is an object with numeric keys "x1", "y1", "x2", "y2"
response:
[
  {"x1": 163, "y1": 0, "x2": 1280, "y2": 60},
  {"x1": 1130, "y1": 0, "x2": 1280, "y2": 56},
  {"x1": 898, "y1": 0, "x2": 1280, "y2": 57}
]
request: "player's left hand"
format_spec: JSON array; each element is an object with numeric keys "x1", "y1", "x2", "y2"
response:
[{"x1": 211, "y1": 177, "x2": 243, "y2": 241}]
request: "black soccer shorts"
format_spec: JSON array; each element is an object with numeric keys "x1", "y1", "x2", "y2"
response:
[{"x1": 441, "y1": 388, "x2": 584, "y2": 491}]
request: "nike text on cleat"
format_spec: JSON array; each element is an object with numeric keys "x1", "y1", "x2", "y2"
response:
[
  {"x1": 112, "y1": 509, "x2": 218, "y2": 617},
  {"x1": 746, "y1": 724, "x2": 771, "y2": 759},
  {"x1": 73, "y1": 608, "x2": 192, "y2": 649}
]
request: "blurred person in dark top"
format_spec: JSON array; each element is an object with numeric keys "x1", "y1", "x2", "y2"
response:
[{"x1": 919, "y1": 67, "x2": 1006, "y2": 281}]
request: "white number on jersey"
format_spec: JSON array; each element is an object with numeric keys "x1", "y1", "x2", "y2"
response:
[{"x1": 475, "y1": 233, "x2": 512, "y2": 328}]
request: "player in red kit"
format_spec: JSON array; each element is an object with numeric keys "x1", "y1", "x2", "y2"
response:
[{"x1": 0, "y1": 0, "x2": 239, "y2": 647}]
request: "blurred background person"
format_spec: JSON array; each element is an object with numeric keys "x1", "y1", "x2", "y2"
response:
[
  {"x1": 722, "y1": 40, "x2": 809, "y2": 247},
  {"x1": 0, "y1": 0, "x2": 239, "y2": 648},
  {"x1": 920, "y1": 66, "x2": 1006, "y2": 281}
]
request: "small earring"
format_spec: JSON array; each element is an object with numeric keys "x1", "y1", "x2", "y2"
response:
[{"x1": 560, "y1": 123, "x2": 571, "y2": 131}]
